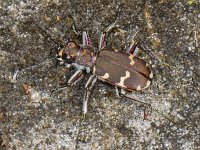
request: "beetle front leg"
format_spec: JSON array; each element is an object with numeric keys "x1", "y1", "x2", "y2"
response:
[
  {"x1": 82, "y1": 75, "x2": 97, "y2": 115},
  {"x1": 50, "y1": 69, "x2": 83, "y2": 96},
  {"x1": 68, "y1": 69, "x2": 84, "y2": 86}
]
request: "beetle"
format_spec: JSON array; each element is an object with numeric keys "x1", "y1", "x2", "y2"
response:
[
  {"x1": 54, "y1": 28, "x2": 153, "y2": 115},
  {"x1": 22, "y1": 23, "x2": 153, "y2": 117}
]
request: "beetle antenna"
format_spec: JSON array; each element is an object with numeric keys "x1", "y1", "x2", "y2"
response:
[
  {"x1": 12, "y1": 57, "x2": 56, "y2": 83},
  {"x1": 33, "y1": 22, "x2": 62, "y2": 48},
  {"x1": 138, "y1": 42, "x2": 176, "y2": 69}
]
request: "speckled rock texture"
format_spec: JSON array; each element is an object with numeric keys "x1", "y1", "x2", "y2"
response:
[{"x1": 0, "y1": 0, "x2": 199, "y2": 149}]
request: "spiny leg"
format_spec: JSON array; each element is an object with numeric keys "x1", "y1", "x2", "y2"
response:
[
  {"x1": 99, "y1": 22, "x2": 127, "y2": 50},
  {"x1": 134, "y1": 41, "x2": 174, "y2": 69},
  {"x1": 124, "y1": 28, "x2": 157, "y2": 58},
  {"x1": 82, "y1": 31, "x2": 91, "y2": 46},
  {"x1": 99, "y1": 22, "x2": 117, "y2": 50},
  {"x1": 82, "y1": 75, "x2": 97, "y2": 116},
  {"x1": 116, "y1": 87, "x2": 152, "y2": 120},
  {"x1": 67, "y1": 69, "x2": 84, "y2": 86},
  {"x1": 137, "y1": 41, "x2": 159, "y2": 60},
  {"x1": 127, "y1": 30, "x2": 141, "y2": 55},
  {"x1": 127, "y1": 40, "x2": 140, "y2": 55},
  {"x1": 99, "y1": 32, "x2": 106, "y2": 50}
]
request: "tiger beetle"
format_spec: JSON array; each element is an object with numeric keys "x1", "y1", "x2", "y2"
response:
[{"x1": 31, "y1": 23, "x2": 153, "y2": 118}]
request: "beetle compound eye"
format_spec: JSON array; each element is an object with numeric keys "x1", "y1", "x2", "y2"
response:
[
  {"x1": 64, "y1": 56, "x2": 75, "y2": 64},
  {"x1": 67, "y1": 42, "x2": 76, "y2": 48}
]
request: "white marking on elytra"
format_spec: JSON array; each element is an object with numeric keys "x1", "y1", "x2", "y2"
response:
[
  {"x1": 116, "y1": 71, "x2": 130, "y2": 88},
  {"x1": 100, "y1": 73, "x2": 109, "y2": 79},
  {"x1": 129, "y1": 54, "x2": 135, "y2": 65},
  {"x1": 149, "y1": 71, "x2": 153, "y2": 78},
  {"x1": 136, "y1": 85, "x2": 142, "y2": 90},
  {"x1": 143, "y1": 80, "x2": 151, "y2": 89},
  {"x1": 136, "y1": 80, "x2": 151, "y2": 90}
]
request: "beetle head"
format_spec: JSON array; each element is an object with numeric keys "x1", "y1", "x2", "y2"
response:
[{"x1": 57, "y1": 41, "x2": 80, "y2": 65}]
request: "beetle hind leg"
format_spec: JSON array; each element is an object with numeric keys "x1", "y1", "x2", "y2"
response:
[{"x1": 117, "y1": 88, "x2": 152, "y2": 120}]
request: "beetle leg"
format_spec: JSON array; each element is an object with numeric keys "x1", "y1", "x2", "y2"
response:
[
  {"x1": 50, "y1": 70, "x2": 84, "y2": 96},
  {"x1": 126, "y1": 29, "x2": 141, "y2": 55},
  {"x1": 50, "y1": 85, "x2": 69, "y2": 97},
  {"x1": 82, "y1": 75, "x2": 97, "y2": 115},
  {"x1": 82, "y1": 31, "x2": 91, "y2": 46},
  {"x1": 118, "y1": 90, "x2": 152, "y2": 120},
  {"x1": 115, "y1": 87, "x2": 126, "y2": 97},
  {"x1": 115, "y1": 87, "x2": 120, "y2": 97},
  {"x1": 68, "y1": 69, "x2": 84, "y2": 86},
  {"x1": 99, "y1": 22, "x2": 118, "y2": 50},
  {"x1": 99, "y1": 22, "x2": 128, "y2": 51},
  {"x1": 143, "y1": 107, "x2": 151, "y2": 120},
  {"x1": 127, "y1": 40, "x2": 140, "y2": 55},
  {"x1": 105, "y1": 21, "x2": 117, "y2": 33},
  {"x1": 99, "y1": 32, "x2": 106, "y2": 50}
]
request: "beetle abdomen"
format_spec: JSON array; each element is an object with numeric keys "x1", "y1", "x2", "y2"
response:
[{"x1": 93, "y1": 50, "x2": 153, "y2": 91}]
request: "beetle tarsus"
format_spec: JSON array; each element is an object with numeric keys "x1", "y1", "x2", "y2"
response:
[
  {"x1": 50, "y1": 86, "x2": 69, "y2": 97},
  {"x1": 83, "y1": 89, "x2": 90, "y2": 114},
  {"x1": 143, "y1": 105, "x2": 152, "y2": 120},
  {"x1": 82, "y1": 112, "x2": 86, "y2": 119}
]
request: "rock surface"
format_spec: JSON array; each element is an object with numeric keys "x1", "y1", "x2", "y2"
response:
[{"x1": 0, "y1": 0, "x2": 199, "y2": 149}]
